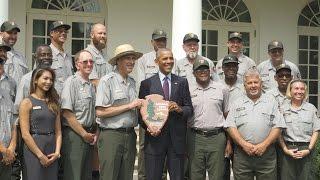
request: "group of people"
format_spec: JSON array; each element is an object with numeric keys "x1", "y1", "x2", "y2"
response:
[{"x1": 0, "y1": 18, "x2": 318, "y2": 180}]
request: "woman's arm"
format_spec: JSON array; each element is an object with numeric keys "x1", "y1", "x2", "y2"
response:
[
  {"x1": 46, "y1": 112, "x2": 62, "y2": 166},
  {"x1": 19, "y1": 98, "x2": 49, "y2": 166}
]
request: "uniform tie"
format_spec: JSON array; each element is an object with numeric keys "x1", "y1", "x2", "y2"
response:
[{"x1": 163, "y1": 76, "x2": 169, "y2": 100}]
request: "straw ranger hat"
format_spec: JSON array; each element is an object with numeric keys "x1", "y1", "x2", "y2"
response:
[{"x1": 108, "y1": 44, "x2": 143, "y2": 66}]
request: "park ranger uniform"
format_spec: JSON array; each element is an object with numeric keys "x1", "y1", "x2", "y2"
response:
[
  {"x1": 216, "y1": 54, "x2": 255, "y2": 82},
  {"x1": 96, "y1": 71, "x2": 137, "y2": 180},
  {"x1": 187, "y1": 79, "x2": 229, "y2": 180},
  {"x1": 257, "y1": 60, "x2": 300, "y2": 92},
  {"x1": 0, "y1": 89, "x2": 15, "y2": 180},
  {"x1": 85, "y1": 44, "x2": 113, "y2": 80},
  {"x1": 0, "y1": 72, "x2": 16, "y2": 102},
  {"x1": 50, "y1": 43, "x2": 74, "y2": 95},
  {"x1": 280, "y1": 101, "x2": 320, "y2": 180},
  {"x1": 224, "y1": 94, "x2": 286, "y2": 180},
  {"x1": 4, "y1": 49, "x2": 28, "y2": 86},
  {"x1": 60, "y1": 72, "x2": 96, "y2": 180}
]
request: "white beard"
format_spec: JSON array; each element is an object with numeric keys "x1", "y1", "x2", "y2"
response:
[{"x1": 187, "y1": 51, "x2": 197, "y2": 59}]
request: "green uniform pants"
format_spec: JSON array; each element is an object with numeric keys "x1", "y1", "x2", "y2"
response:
[
  {"x1": 0, "y1": 162, "x2": 12, "y2": 180},
  {"x1": 61, "y1": 127, "x2": 93, "y2": 180},
  {"x1": 233, "y1": 145, "x2": 276, "y2": 180},
  {"x1": 187, "y1": 129, "x2": 226, "y2": 180},
  {"x1": 137, "y1": 127, "x2": 167, "y2": 180},
  {"x1": 98, "y1": 129, "x2": 136, "y2": 180},
  {"x1": 280, "y1": 144, "x2": 315, "y2": 180}
]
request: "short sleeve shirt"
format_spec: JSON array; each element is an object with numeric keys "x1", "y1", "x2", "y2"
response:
[
  {"x1": 221, "y1": 80, "x2": 245, "y2": 106},
  {"x1": 95, "y1": 71, "x2": 138, "y2": 128},
  {"x1": 257, "y1": 60, "x2": 301, "y2": 92},
  {"x1": 14, "y1": 71, "x2": 32, "y2": 114},
  {"x1": 0, "y1": 90, "x2": 14, "y2": 147},
  {"x1": 282, "y1": 101, "x2": 320, "y2": 143},
  {"x1": 216, "y1": 54, "x2": 256, "y2": 82},
  {"x1": 50, "y1": 44, "x2": 74, "y2": 95},
  {"x1": 61, "y1": 72, "x2": 96, "y2": 127},
  {"x1": 4, "y1": 49, "x2": 29, "y2": 86},
  {"x1": 0, "y1": 73, "x2": 16, "y2": 102},
  {"x1": 189, "y1": 80, "x2": 229, "y2": 129},
  {"x1": 85, "y1": 44, "x2": 113, "y2": 80},
  {"x1": 224, "y1": 94, "x2": 286, "y2": 144},
  {"x1": 266, "y1": 88, "x2": 288, "y2": 113}
]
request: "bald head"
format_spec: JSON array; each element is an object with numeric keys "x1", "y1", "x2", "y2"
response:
[{"x1": 90, "y1": 23, "x2": 107, "y2": 50}]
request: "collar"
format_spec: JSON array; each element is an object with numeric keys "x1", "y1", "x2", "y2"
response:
[
  {"x1": 50, "y1": 43, "x2": 65, "y2": 56},
  {"x1": 194, "y1": 80, "x2": 215, "y2": 91},
  {"x1": 267, "y1": 59, "x2": 286, "y2": 71},
  {"x1": 88, "y1": 44, "x2": 103, "y2": 55},
  {"x1": 243, "y1": 93, "x2": 267, "y2": 104},
  {"x1": 75, "y1": 72, "x2": 90, "y2": 85},
  {"x1": 115, "y1": 70, "x2": 130, "y2": 85},
  {"x1": 158, "y1": 71, "x2": 171, "y2": 81}
]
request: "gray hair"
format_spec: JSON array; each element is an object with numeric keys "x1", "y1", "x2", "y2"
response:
[{"x1": 243, "y1": 67, "x2": 261, "y2": 83}]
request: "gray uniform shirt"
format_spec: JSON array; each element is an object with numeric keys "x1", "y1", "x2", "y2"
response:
[
  {"x1": 14, "y1": 71, "x2": 32, "y2": 114},
  {"x1": 189, "y1": 80, "x2": 229, "y2": 129},
  {"x1": 4, "y1": 49, "x2": 29, "y2": 86},
  {"x1": 61, "y1": 72, "x2": 96, "y2": 127},
  {"x1": 0, "y1": 73, "x2": 16, "y2": 102},
  {"x1": 266, "y1": 88, "x2": 288, "y2": 113},
  {"x1": 216, "y1": 54, "x2": 256, "y2": 82},
  {"x1": 50, "y1": 44, "x2": 74, "y2": 95},
  {"x1": 176, "y1": 55, "x2": 217, "y2": 88},
  {"x1": 224, "y1": 94, "x2": 286, "y2": 144},
  {"x1": 221, "y1": 80, "x2": 245, "y2": 106},
  {"x1": 0, "y1": 90, "x2": 14, "y2": 147},
  {"x1": 95, "y1": 71, "x2": 137, "y2": 128},
  {"x1": 85, "y1": 44, "x2": 113, "y2": 80},
  {"x1": 257, "y1": 60, "x2": 301, "y2": 92},
  {"x1": 282, "y1": 101, "x2": 320, "y2": 143}
]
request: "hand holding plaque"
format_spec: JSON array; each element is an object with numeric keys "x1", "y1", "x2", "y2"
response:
[{"x1": 140, "y1": 94, "x2": 169, "y2": 135}]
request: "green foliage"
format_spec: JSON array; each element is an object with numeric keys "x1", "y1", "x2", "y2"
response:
[{"x1": 311, "y1": 139, "x2": 320, "y2": 179}]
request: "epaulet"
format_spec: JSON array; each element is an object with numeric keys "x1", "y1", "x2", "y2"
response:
[{"x1": 102, "y1": 72, "x2": 116, "y2": 81}]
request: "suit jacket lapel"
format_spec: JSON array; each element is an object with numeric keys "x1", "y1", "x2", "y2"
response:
[
  {"x1": 151, "y1": 74, "x2": 165, "y2": 97},
  {"x1": 170, "y1": 74, "x2": 178, "y2": 101}
]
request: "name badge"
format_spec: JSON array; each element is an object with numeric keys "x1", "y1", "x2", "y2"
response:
[
  {"x1": 236, "y1": 107, "x2": 245, "y2": 111},
  {"x1": 33, "y1": 106, "x2": 42, "y2": 110}
]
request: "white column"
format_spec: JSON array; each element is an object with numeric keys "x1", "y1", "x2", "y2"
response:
[
  {"x1": 0, "y1": 0, "x2": 9, "y2": 25},
  {"x1": 172, "y1": 0, "x2": 202, "y2": 60}
]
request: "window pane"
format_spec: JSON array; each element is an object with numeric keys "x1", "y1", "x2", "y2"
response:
[
  {"x1": 32, "y1": 0, "x2": 48, "y2": 9},
  {"x1": 299, "y1": 35, "x2": 308, "y2": 49},
  {"x1": 238, "y1": 12, "x2": 251, "y2": 23},
  {"x1": 202, "y1": 30, "x2": 206, "y2": 43},
  {"x1": 86, "y1": 23, "x2": 94, "y2": 38},
  {"x1": 243, "y1": 48, "x2": 250, "y2": 57},
  {"x1": 72, "y1": 40, "x2": 84, "y2": 55},
  {"x1": 32, "y1": 37, "x2": 45, "y2": 53},
  {"x1": 241, "y1": 32, "x2": 250, "y2": 47},
  {"x1": 47, "y1": 21, "x2": 55, "y2": 36},
  {"x1": 309, "y1": 81, "x2": 318, "y2": 94},
  {"x1": 72, "y1": 22, "x2": 84, "y2": 38},
  {"x1": 298, "y1": 15, "x2": 309, "y2": 26},
  {"x1": 310, "y1": 36, "x2": 318, "y2": 50},
  {"x1": 47, "y1": 38, "x2": 51, "y2": 45},
  {"x1": 308, "y1": 96, "x2": 318, "y2": 108},
  {"x1": 299, "y1": 65, "x2": 308, "y2": 79},
  {"x1": 309, "y1": 51, "x2": 318, "y2": 65},
  {"x1": 207, "y1": 46, "x2": 217, "y2": 61},
  {"x1": 202, "y1": 0, "x2": 212, "y2": 13},
  {"x1": 299, "y1": 50, "x2": 308, "y2": 64},
  {"x1": 202, "y1": 46, "x2": 206, "y2": 57},
  {"x1": 85, "y1": 40, "x2": 91, "y2": 47},
  {"x1": 309, "y1": 66, "x2": 318, "y2": 79},
  {"x1": 207, "y1": 30, "x2": 218, "y2": 45},
  {"x1": 33, "y1": 19, "x2": 45, "y2": 36},
  {"x1": 234, "y1": 1, "x2": 247, "y2": 13}
]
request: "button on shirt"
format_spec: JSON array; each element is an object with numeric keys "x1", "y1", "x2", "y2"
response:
[
  {"x1": 0, "y1": 73, "x2": 16, "y2": 102},
  {"x1": 0, "y1": 90, "x2": 14, "y2": 148},
  {"x1": 189, "y1": 80, "x2": 229, "y2": 129},
  {"x1": 85, "y1": 44, "x2": 113, "y2": 80},
  {"x1": 257, "y1": 60, "x2": 301, "y2": 92},
  {"x1": 221, "y1": 80, "x2": 245, "y2": 105},
  {"x1": 216, "y1": 54, "x2": 256, "y2": 82},
  {"x1": 61, "y1": 72, "x2": 96, "y2": 127},
  {"x1": 176, "y1": 55, "x2": 217, "y2": 88},
  {"x1": 14, "y1": 71, "x2": 32, "y2": 114},
  {"x1": 282, "y1": 101, "x2": 320, "y2": 143},
  {"x1": 95, "y1": 71, "x2": 138, "y2": 129},
  {"x1": 224, "y1": 94, "x2": 286, "y2": 144},
  {"x1": 4, "y1": 49, "x2": 29, "y2": 86},
  {"x1": 50, "y1": 44, "x2": 74, "y2": 95}
]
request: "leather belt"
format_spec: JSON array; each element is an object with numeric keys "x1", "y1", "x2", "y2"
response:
[
  {"x1": 191, "y1": 127, "x2": 224, "y2": 136},
  {"x1": 99, "y1": 127, "x2": 134, "y2": 133},
  {"x1": 285, "y1": 141, "x2": 309, "y2": 146},
  {"x1": 30, "y1": 131, "x2": 55, "y2": 135}
]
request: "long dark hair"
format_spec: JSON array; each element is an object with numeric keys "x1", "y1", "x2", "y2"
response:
[{"x1": 30, "y1": 67, "x2": 60, "y2": 114}]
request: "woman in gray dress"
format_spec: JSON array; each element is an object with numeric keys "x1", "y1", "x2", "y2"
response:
[{"x1": 19, "y1": 67, "x2": 62, "y2": 180}]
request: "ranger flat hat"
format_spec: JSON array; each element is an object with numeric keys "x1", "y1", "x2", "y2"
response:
[
  {"x1": 276, "y1": 63, "x2": 291, "y2": 73},
  {"x1": 183, "y1": 33, "x2": 199, "y2": 43},
  {"x1": 49, "y1": 21, "x2": 71, "y2": 32},
  {"x1": 229, "y1": 32, "x2": 242, "y2": 41},
  {"x1": 1, "y1": 21, "x2": 20, "y2": 32},
  {"x1": 0, "y1": 37, "x2": 11, "y2": 51},
  {"x1": 108, "y1": 44, "x2": 143, "y2": 66},
  {"x1": 193, "y1": 59, "x2": 209, "y2": 71},
  {"x1": 268, "y1": 40, "x2": 284, "y2": 51},
  {"x1": 222, "y1": 54, "x2": 239, "y2": 65},
  {"x1": 152, "y1": 29, "x2": 167, "y2": 40}
]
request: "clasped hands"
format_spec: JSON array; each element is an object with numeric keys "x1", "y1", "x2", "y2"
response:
[
  {"x1": 1, "y1": 147, "x2": 16, "y2": 165},
  {"x1": 241, "y1": 141, "x2": 268, "y2": 156},
  {"x1": 283, "y1": 147, "x2": 310, "y2": 159}
]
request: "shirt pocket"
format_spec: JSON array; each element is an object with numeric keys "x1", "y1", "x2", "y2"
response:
[
  {"x1": 261, "y1": 74, "x2": 270, "y2": 84},
  {"x1": 95, "y1": 57, "x2": 106, "y2": 65},
  {"x1": 78, "y1": 91, "x2": 93, "y2": 110},
  {"x1": 235, "y1": 111, "x2": 247, "y2": 128},
  {"x1": 51, "y1": 60, "x2": 64, "y2": 82},
  {"x1": 17, "y1": 59, "x2": 28, "y2": 72},
  {"x1": 299, "y1": 118, "x2": 313, "y2": 135},
  {"x1": 113, "y1": 90, "x2": 128, "y2": 105},
  {"x1": 261, "y1": 112, "x2": 274, "y2": 127}
]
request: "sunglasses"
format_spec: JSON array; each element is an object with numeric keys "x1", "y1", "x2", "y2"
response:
[{"x1": 78, "y1": 60, "x2": 94, "y2": 65}]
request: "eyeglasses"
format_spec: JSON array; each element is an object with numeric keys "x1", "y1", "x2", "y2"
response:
[
  {"x1": 276, "y1": 74, "x2": 291, "y2": 79},
  {"x1": 78, "y1": 60, "x2": 94, "y2": 65},
  {"x1": 194, "y1": 69, "x2": 210, "y2": 74}
]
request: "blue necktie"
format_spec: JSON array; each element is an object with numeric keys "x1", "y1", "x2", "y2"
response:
[{"x1": 163, "y1": 76, "x2": 169, "y2": 100}]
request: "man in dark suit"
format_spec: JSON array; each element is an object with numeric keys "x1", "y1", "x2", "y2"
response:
[{"x1": 139, "y1": 48, "x2": 193, "y2": 180}]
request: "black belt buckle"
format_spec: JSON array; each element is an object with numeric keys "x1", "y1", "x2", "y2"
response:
[
  {"x1": 117, "y1": 127, "x2": 134, "y2": 133},
  {"x1": 192, "y1": 128, "x2": 223, "y2": 136}
]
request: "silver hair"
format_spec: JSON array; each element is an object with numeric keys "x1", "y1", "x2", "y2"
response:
[{"x1": 243, "y1": 67, "x2": 261, "y2": 83}]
